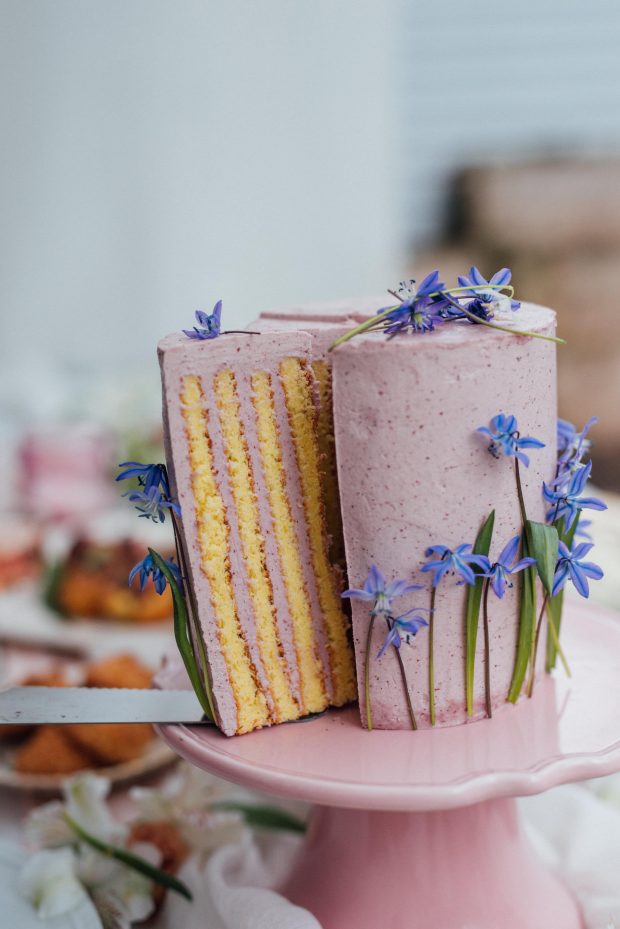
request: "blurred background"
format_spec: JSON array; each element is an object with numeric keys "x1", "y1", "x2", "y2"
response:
[
  {"x1": 2, "y1": 1, "x2": 620, "y2": 486},
  {"x1": 0, "y1": 0, "x2": 619, "y2": 775}
]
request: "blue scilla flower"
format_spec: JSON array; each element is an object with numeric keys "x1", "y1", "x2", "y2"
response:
[
  {"x1": 552, "y1": 540, "x2": 603, "y2": 598},
  {"x1": 129, "y1": 552, "x2": 181, "y2": 594},
  {"x1": 393, "y1": 271, "x2": 444, "y2": 303},
  {"x1": 342, "y1": 565, "x2": 422, "y2": 615},
  {"x1": 457, "y1": 266, "x2": 521, "y2": 312},
  {"x1": 124, "y1": 485, "x2": 182, "y2": 523},
  {"x1": 116, "y1": 461, "x2": 169, "y2": 495},
  {"x1": 553, "y1": 416, "x2": 598, "y2": 491},
  {"x1": 421, "y1": 544, "x2": 490, "y2": 588},
  {"x1": 376, "y1": 610, "x2": 429, "y2": 659},
  {"x1": 557, "y1": 416, "x2": 596, "y2": 462},
  {"x1": 574, "y1": 518, "x2": 592, "y2": 541},
  {"x1": 383, "y1": 270, "x2": 449, "y2": 336},
  {"x1": 484, "y1": 535, "x2": 536, "y2": 599},
  {"x1": 543, "y1": 460, "x2": 607, "y2": 530},
  {"x1": 183, "y1": 300, "x2": 223, "y2": 340},
  {"x1": 477, "y1": 413, "x2": 545, "y2": 467}
]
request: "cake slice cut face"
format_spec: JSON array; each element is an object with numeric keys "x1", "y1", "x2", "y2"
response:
[
  {"x1": 158, "y1": 331, "x2": 356, "y2": 735},
  {"x1": 251, "y1": 296, "x2": 387, "y2": 579}
]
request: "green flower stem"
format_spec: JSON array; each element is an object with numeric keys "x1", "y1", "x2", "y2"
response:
[
  {"x1": 170, "y1": 516, "x2": 216, "y2": 722},
  {"x1": 64, "y1": 813, "x2": 192, "y2": 901},
  {"x1": 545, "y1": 602, "x2": 571, "y2": 677},
  {"x1": 329, "y1": 307, "x2": 396, "y2": 351},
  {"x1": 385, "y1": 615, "x2": 417, "y2": 731},
  {"x1": 210, "y1": 802, "x2": 306, "y2": 834},
  {"x1": 428, "y1": 587, "x2": 437, "y2": 726},
  {"x1": 514, "y1": 457, "x2": 528, "y2": 527},
  {"x1": 149, "y1": 548, "x2": 214, "y2": 721},
  {"x1": 527, "y1": 592, "x2": 549, "y2": 698},
  {"x1": 482, "y1": 578, "x2": 492, "y2": 718},
  {"x1": 546, "y1": 511, "x2": 577, "y2": 673},
  {"x1": 455, "y1": 303, "x2": 564, "y2": 344},
  {"x1": 364, "y1": 613, "x2": 376, "y2": 731}
]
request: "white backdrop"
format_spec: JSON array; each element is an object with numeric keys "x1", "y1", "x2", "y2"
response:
[{"x1": 0, "y1": 1, "x2": 402, "y2": 423}]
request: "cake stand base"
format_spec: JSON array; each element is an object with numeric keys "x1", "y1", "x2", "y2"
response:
[
  {"x1": 157, "y1": 602, "x2": 620, "y2": 929},
  {"x1": 282, "y1": 799, "x2": 581, "y2": 929}
]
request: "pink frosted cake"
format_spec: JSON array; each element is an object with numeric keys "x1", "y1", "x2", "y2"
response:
[
  {"x1": 332, "y1": 304, "x2": 557, "y2": 728},
  {"x1": 153, "y1": 270, "x2": 604, "y2": 735}
]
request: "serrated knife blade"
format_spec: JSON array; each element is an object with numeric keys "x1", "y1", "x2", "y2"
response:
[{"x1": 0, "y1": 687, "x2": 210, "y2": 725}]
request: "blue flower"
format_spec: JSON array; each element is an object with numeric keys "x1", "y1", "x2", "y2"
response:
[
  {"x1": 457, "y1": 266, "x2": 520, "y2": 313},
  {"x1": 183, "y1": 301, "x2": 223, "y2": 340},
  {"x1": 484, "y1": 535, "x2": 536, "y2": 598},
  {"x1": 557, "y1": 416, "x2": 596, "y2": 460},
  {"x1": 383, "y1": 270, "x2": 448, "y2": 336},
  {"x1": 376, "y1": 611, "x2": 429, "y2": 659},
  {"x1": 116, "y1": 461, "x2": 169, "y2": 495},
  {"x1": 124, "y1": 485, "x2": 182, "y2": 523},
  {"x1": 129, "y1": 552, "x2": 181, "y2": 594},
  {"x1": 477, "y1": 413, "x2": 545, "y2": 467},
  {"x1": 552, "y1": 540, "x2": 603, "y2": 598},
  {"x1": 553, "y1": 416, "x2": 598, "y2": 490},
  {"x1": 341, "y1": 565, "x2": 422, "y2": 614},
  {"x1": 574, "y1": 518, "x2": 592, "y2": 541},
  {"x1": 543, "y1": 460, "x2": 607, "y2": 530},
  {"x1": 393, "y1": 271, "x2": 444, "y2": 303},
  {"x1": 421, "y1": 544, "x2": 490, "y2": 588}
]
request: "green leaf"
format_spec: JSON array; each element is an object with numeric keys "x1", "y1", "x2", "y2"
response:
[
  {"x1": 65, "y1": 813, "x2": 193, "y2": 900},
  {"x1": 507, "y1": 532, "x2": 537, "y2": 703},
  {"x1": 545, "y1": 515, "x2": 578, "y2": 671},
  {"x1": 465, "y1": 510, "x2": 495, "y2": 716},
  {"x1": 525, "y1": 520, "x2": 559, "y2": 596},
  {"x1": 211, "y1": 802, "x2": 307, "y2": 834},
  {"x1": 149, "y1": 548, "x2": 214, "y2": 721}
]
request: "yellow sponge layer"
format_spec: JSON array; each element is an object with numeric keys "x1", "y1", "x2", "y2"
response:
[
  {"x1": 312, "y1": 359, "x2": 346, "y2": 569},
  {"x1": 251, "y1": 370, "x2": 328, "y2": 714},
  {"x1": 181, "y1": 374, "x2": 269, "y2": 734},
  {"x1": 214, "y1": 370, "x2": 300, "y2": 723},
  {"x1": 279, "y1": 358, "x2": 356, "y2": 705}
]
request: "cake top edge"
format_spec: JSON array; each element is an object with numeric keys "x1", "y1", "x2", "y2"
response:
[
  {"x1": 157, "y1": 328, "x2": 315, "y2": 369},
  {"x1": 260, "y1": 294, "x2": 388, "y2": 323},
  {"x1": 331, "y1": 301, "x2": 557, "y2": 352}
]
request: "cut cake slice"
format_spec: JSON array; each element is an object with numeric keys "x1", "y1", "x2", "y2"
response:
[{"x1": 158, "y1": 330, "x2": 356, "y2": 735}]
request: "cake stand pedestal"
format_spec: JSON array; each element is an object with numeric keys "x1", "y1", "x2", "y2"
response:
[{"x1": 157, "y1": 601, "x2": 620, "y2": 929}]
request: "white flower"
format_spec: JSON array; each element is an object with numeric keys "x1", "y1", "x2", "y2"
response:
[
  {"x1": 90, "y1": 889, "x2": 132, "y2": 929},
  {"x1": 131, "y1": 763, "x2": 246, "y2": 853},
  {"x1": 177, "y1": 809, "x2": 245, "y2": 855},
  {"x1": 64, "y1": 772, "x2": 125, "y2": 843},
  {"x1": 131, "y1": 763, "x2": 227, "y2": 821},
  {"x1": 24, "y1": 800, "x2": 75, "y2": 849},
  {"x1": 76, "y1": 840, "x2": 159, "y2": 925},
  {"x1": 111, "y1": 848, "x2": 158, "y2": 924},
  {"x1": 487, "y1": 291, "x2": 512, "y2": 317},
  {"x1": 18, "y1": 847, "x2": 89, "y2": 918}
]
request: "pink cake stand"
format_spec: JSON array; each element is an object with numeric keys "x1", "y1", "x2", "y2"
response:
[{"x1": 157, "y1": 601, "x2": 620, "y2": 929}]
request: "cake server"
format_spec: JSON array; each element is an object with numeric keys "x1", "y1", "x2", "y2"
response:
[{"x1": 0, "y1": 686, "x2": 210, "y2": 725}]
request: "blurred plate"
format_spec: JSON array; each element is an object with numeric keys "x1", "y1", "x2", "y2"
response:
[{"x1": 0, "y1": 737, "x2": 177, "y2": 793}]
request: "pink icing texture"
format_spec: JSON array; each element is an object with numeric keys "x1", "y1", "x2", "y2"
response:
[{"x1": 331, "y1": 303, "x2": 558, "y2": 729}]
